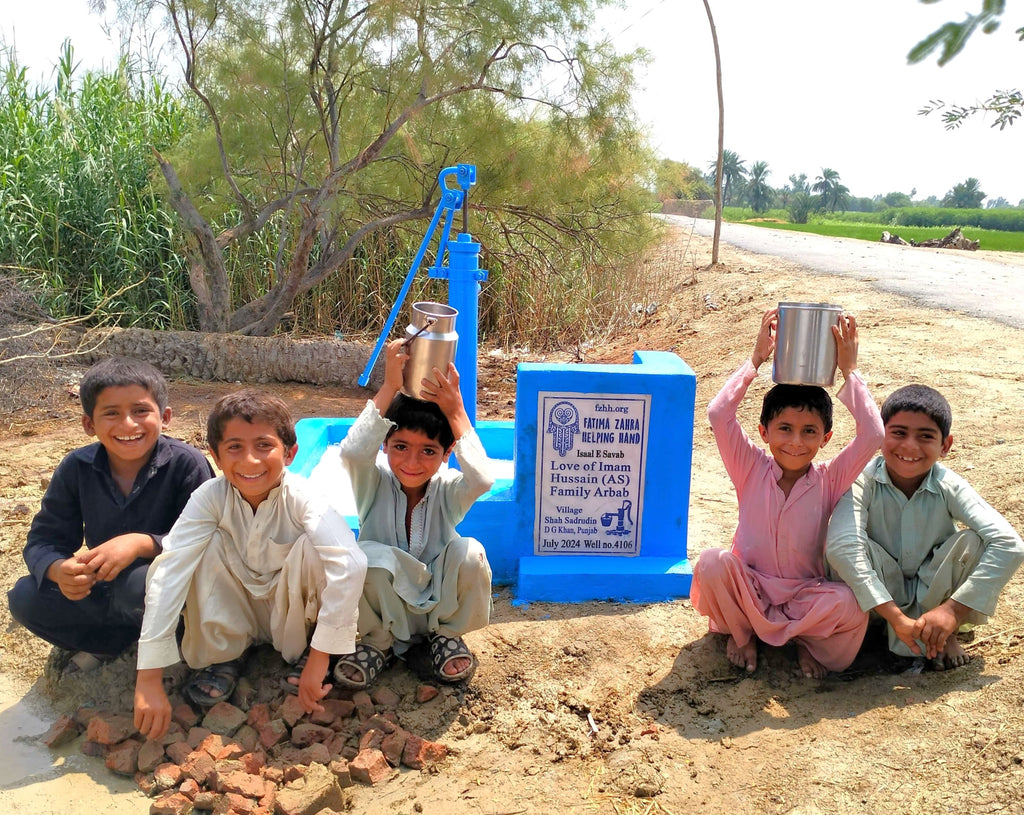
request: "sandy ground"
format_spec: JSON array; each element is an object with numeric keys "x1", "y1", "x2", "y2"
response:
[{"x1": 2, "y1": 225, "x2": 1024, "y2": 814}]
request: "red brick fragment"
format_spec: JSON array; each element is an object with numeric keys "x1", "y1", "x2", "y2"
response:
[
  {"x1": 329, "y1": 758, "x2": 352, "y2": 788},
  {"x1": 370, "y1": 686, "x2": 400, "y2": 708},
  {"x1": 401, "y1": 733, "x2": 448, "y2": 770},
  {"x1": 349, "y1": 748, "x2": 392, "y2": 785},
  {"x1": 106, "y1": 738, "x2": 142, "y2": 776},
  {"x1": 258, "y1": 719, "x2": 288, "y2": 749},
  {"x1": 290, "y1": 723, "x2": 333, "y2": 748},
  {"x1": 153, "y1": 762, "x2": 184, "y2": 790},
  {"x1": 186, "y1": 726, "x2": 213, "y2": 749},
  {"x1": 149, "y1": 791, "x2": 194, "y2": 815},
  {"x1": 179, "y1": 777, "x2": 200, "y2": 800},
  {"x1": 357, "y1": 714, "x2": 397, "y2": 736},
  {"x1": 278, "y1": 694, "x2": 307, "y2": 728},
  {"x1": 213, "y1": 769, "x2": 267, "y2": 798},
  {"x1": 203, "y1": 702, "x2": 247, "y2": 736},
  {"x1": 246, "y1": 703, "x2": 271, "y2": 730},
  {"x1": 138, "y1": 738, "x2": 167, "y2": 772},
  {"x1": 172, "y1": 704, "x2": 199, "y2": 730},
  {"x1": 381, "y1": 729, "x2": 408, "y2": 767},
  {"x1": 181, "y1": 749, "x2": 216, "y2": 785},
  {"x1": 87, "y1": 712, "x2": 137, "y2": 745},
  {"x1": 40, "y1": 714, "x2": 81, "y2": 748},
  {"x1": 351, "y1": 691, "x2": 375, "y2": 720},
  {"x1": 212, "y1": 791, "x2": 256, "y2": 814},
  {"x1": 166, "y1": 740, "x2": 193, "y2": 764},
  {"x1": 415, "y1": 684, "x2": 439, "y2": 703}
]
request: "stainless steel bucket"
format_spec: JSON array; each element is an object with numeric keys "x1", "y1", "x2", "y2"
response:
[
  {"x1": 402, "y1": 301, "x2": 459, "y2": 398},
  {"x1": 772, "y1": 301, "x2": 842, "y2": 386}
]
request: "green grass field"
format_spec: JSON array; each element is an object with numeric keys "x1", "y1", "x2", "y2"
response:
[{"x1": 734, "y1": 219, "x2": 1024, "y2": 252}]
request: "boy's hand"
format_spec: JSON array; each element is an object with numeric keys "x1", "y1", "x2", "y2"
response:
[
  {"x1": 912, "y1": 600, "x2": 967, "y2": 660},
  {"x1": 751, "y1": 308, "x2": 778, "y2": 370},
  {"x1": 420, "y1": 363, "x2": 471, "y2": 441},
  {"x1": 77, "y1": 533, "x2": 156, "y2": 583},
  {"x1": 874, "y1": 601, "x2": 922, "y2": 656},
  {"x1": 134, "y1": 669, "x2": 171, "y2": 740},
  {"x1": 46, "y1": 557, "x2": 97, "y2": 601},
  {"x1": 373, "y1": 339, "x2": 408, "y2": 413},
  {"x1": 833, "y1": 313, "x2": 859, "y2": 378},
  {"x1": 297, "y1": 648, "x2": 332, "y2": 714}
]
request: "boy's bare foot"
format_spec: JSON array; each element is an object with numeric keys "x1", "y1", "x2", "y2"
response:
[
  {"x1": 795, "y1": 643, "x2": 828, "y2": 679},
  {"x1": 931, "y1": 637, "x2": 971, "y2": 671},
  {"x1": 726, "y1": 635, "x2": 757, "y2": 672}
]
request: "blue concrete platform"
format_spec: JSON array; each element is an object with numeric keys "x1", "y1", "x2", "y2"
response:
[{"x1": 291, "y1": 350, "x2": 695, "y2": 603}]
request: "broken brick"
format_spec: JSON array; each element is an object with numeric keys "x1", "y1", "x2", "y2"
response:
[
  {"x1": 105, "y1": 738, "x2": 142, "y2": 776},
  {"x1": 203, "y1": 702, "x2": 247, "y2": 736},
  {"x1": 349, "y1": 748, "x2": 392, "y2": 785},
  {"x1": 149, "y1": 791, "x2": 194, "y2": 815},
  {"x1": 415, "y1": 685, "x2": 439, "y2": 704},
  {"x1": 401, "y1": 734, "x2": 448, "y2": 770},
  {"x1": 39, "y1": 714, "x2": 80, "y2": 748},
  {"x1": 87, "y1": 712, "x2": 137, "y2": 745},
  {"x1": 138, "y1": 738, "x2": 167, "y2": 773}
]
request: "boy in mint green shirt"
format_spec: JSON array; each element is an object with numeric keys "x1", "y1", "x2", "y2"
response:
[{"x1": 826, "y1": 384, "x2": 1023, "y2": 670}]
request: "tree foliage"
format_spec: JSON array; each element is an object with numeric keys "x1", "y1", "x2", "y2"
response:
[
  {"x1": 911, "y1": 0, "x2": 1023, "y2": 129},
  {"x1": 654, "y1": 158, "x2": 711, "y2": 201},
  {"x1": 942, "y1": 176, "x2": 986, "y2": 208},
  {"x1": 119, "y1": 0, "x2": 656, "y2": 336},
  {"x1": 811, "y1": 167, "x2": 849, "y2": 213},
  {"x1": 746, "y1": 160, "x2": 773, "y2": 214},
  {"x1": 706, "y1": 149, "x2": 746, "y2": 208}
]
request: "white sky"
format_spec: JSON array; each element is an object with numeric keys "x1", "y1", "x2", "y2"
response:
[{"x1": 3, "y1": 0, "x2": 1022, "y2": 205}]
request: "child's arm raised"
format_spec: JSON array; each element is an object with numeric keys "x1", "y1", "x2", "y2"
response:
[
  {"x1": 833, "y1": 313, "x2": 859, "y2": 378},
  {"x1": 372, "y1": 339, "x2": 408, "y2": 414},
  {"x1": 750, "y1": 307, "x2": 778, "y2": 371}
]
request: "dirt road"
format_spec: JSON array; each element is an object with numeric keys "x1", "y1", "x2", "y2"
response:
[{"x1": 673, "y1": 215, "x2": 1024, "y2": 329}]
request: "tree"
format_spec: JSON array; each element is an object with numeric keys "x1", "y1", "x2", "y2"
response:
[
  {"x1": 707, "y1": 149, "x2": 747, "y2": 208},
  {"x1": 746, "y1": 161, "x2": 773, "y2": 214},
  {"x1": 811, "y1": 168, "x2": 849, "y2": 213},
  {"x1": 942, "y1": 177, "x2": 986, "y2": 208},
  {"x1": 654, "y1": 158, "x2": 712, "y2": 201},
  {"x1": 881, "y1": 191, "x2": 913, "y2": 208},
  {"x1": 115, "y1": 0, "x2": 653, "y2": 335},
  {"x1": 986, "y1": 196, "x2": 1010, "y2": 209},
  {"x1": 911, "y1": 2, "x2": 1023, "y2": 129},
  {"x1": 703, "y1": 0, "x2": 724, "y2": 265}
]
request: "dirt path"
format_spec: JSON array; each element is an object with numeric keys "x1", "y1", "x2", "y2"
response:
[{"x1": 2, "y1": 226, "x2": 1023, "y2": 814}]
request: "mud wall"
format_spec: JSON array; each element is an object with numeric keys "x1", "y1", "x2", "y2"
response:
[
  {"x1": 659, "y1": 199, "x2": 713, "y2": 218},
  {"x1": 79, "y1": 328, "x2": 380, "y2": 388}
]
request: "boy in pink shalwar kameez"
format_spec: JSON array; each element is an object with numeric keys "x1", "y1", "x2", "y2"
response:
[{"x1": 691, "y1": 308, "x2": 884, "y2": 678}]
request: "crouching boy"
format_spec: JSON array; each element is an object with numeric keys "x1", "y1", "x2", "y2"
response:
[
  {"x1": 826, "y1": 384, "x2": 1024, "y2": 669},
  {"x1": 134, "y1": 390, "x2": 366, "y2": 739},
  {"x1": 8, "y1": 357, "x2": 213, "y2": 677},
  {"x1": 332, "y1": 339, "x2": 495, "y2": 689}
]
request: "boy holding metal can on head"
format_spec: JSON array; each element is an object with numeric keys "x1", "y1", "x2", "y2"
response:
[
  {"x1": 691, "y1": 307, "x2": 884, "y2": 678},
  {"x1": 333, "y1": 338, "x2": 495, "y2": 689}
]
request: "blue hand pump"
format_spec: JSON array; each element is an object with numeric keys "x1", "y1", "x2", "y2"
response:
[{"x1": 357, "y1": 164, "x2": 488, "y2": 424}]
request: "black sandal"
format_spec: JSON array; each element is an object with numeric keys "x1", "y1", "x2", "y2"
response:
[
  {"x1": 185, "y1": 657, "x2": 244, "y2": 708},
  {"x1": 429, "y1": 635, "x2": 477, "y2": 684},
  {"x1": 332, "y1": 644, "x2": 392, "y2": 690}
]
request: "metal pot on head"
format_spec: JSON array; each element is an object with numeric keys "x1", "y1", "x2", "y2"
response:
[
  {"x1": 401, "y1": 301, "x2": 459, "y2": 399},
  {"x1": 772, "y1": 301, "x2": 842, "y2": 387}
]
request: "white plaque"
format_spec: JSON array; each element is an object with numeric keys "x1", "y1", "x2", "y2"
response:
[{"x1": 534, "y1": 392, "x2": 650, "y2": 555}]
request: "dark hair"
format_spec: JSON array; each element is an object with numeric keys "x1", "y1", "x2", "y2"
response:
[
  {"x1": 80, "y1": 357, "x2": 169, "y2": 417},
  {"x1": 384, "y1": 393, "x2": 455, "y2": 450},
  {"x1": 881, "y1": 384, "x2": 952, "y2": 439},
  {"x1": 760, "y1": 384, "x2": 834, "y2": 433},
  {"x1": 206, "y1": 389, "x2": 297, "y2": 452}
]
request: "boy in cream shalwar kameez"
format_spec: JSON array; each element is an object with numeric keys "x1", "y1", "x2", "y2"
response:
[
  {"x1": 134, "y1": 391, "x2": 366, "y2": 741},
  {"x1": 334, "y1": 339, "x2": 494, "y2": 688}
]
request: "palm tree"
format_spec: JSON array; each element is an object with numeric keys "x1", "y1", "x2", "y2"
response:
[
  {"x1": 812, "y1": 167, "x2": 849, "y2": 212},
  {"x1": 707, "y1": 149, "x2": 747, "y2": 208},
  {"x1": 942, "y1": 177, "x2": 986, "y2": 208},
  {"x1": 747, "y1": 161, "x2": 773, "y2": 213}
]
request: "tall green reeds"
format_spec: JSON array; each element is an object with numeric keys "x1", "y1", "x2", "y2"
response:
[{"x1": 0, "y1": 42, "x2": 194, "y2": 328}]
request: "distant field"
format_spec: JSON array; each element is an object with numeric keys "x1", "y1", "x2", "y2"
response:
[{"x1": 733, "y1": 219, "x2": 1024, "y2": 253}]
